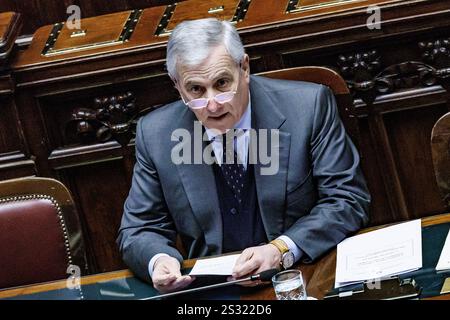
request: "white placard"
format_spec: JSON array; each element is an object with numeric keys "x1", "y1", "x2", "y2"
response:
[{"x1": 335, "y1": 219, "x2": 422, "y2": 288}]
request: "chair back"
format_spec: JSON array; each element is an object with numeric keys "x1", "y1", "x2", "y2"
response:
[
  {"x1": 0, "y1": 177, "x2": 88, "y2": 289},
  {"x1": 257, "y1": 66, "x2": 360, "y2": 146},
  {"x1": 431, "y1": 112, "x2": 450, "y2": 208}
]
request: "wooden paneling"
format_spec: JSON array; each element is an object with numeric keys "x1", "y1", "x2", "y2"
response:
[
  {"x1": 0, "y1": 12, "x2": 34, "y2": 180},
  {"x1": 384, "y1": 105, "x2": 449, "y2": 219},
  {"x1": 59, "y1": 160, "x2": 131, "y2": 272},
  {"x1": 0, "y1": 1, "x2": 178, "y2": 36},
  {"x1": 0, "y1": 97, "x2": 22, "y2": 154},
  {"x1": 356, "y1": 117, "x2": 393, "y2": 226},
  {"x1": 0, "y1": 12, "x2": 21, "y2": 66},
  {"x1": 0, "y1": 97, "x2": 35, "y2": 180}
]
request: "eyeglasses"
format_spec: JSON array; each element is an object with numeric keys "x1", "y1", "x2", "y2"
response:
[
  {"x1": 177, "y1": 65, "x2": 241, "y2": 110},
  {"x1": 181, "y1": 90, "x2": 237, "y2": 109}
]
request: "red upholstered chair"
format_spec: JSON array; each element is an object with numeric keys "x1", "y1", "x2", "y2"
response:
[{"x1": 0, "y1": 177, "x2": 88, "y2": 289}]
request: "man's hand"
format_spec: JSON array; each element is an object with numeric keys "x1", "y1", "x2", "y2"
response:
[
  {"x1": 229, "y1": 244, "x2": 282, "y2": 286},
  {"x1": 151, "y1": 256, "x2": 195, "y2": 293}
]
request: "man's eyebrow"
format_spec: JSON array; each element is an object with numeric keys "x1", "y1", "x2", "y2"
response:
[
  {"x1": 184, "y1": 80, "x2": 202, "y2": 87},
  {"x1": 211, "y1": 71, "x2": 234, "y2": 81},
  {"x1": 184, "y1": 72, "x2": 233, "y2": 87},
  {"x1": 183, "y1": 77, "x2": 209, "y2": 88}
]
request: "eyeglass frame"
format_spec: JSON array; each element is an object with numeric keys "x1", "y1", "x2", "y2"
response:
[{"x1": 172, "y1": 62, "x2": 243, "y2": 110}]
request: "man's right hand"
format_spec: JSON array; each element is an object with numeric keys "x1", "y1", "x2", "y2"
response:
[{"x1": 151, "y1": 256, "x2": 195, "y2": 293}]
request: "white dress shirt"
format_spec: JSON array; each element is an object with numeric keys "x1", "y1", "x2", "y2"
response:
[
  {"x1": 148, "y1": 99, "x2": 302, "y2": 278},
  {"x1": 204, "y1": 101, "x2": 251, "y2": 169}
]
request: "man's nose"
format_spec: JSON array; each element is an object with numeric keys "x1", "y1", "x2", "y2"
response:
[{"x1": 205, "y1": 92, "x2": 222, "y2": 113}]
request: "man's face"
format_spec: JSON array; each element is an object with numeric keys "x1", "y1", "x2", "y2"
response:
[{"x1": 175, "y1": 45, "x2": 250, "y2": 133}]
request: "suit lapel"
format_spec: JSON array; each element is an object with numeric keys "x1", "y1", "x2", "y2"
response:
[
  {"x1": 172, "y1": 108, "x2": 223, "y2": 254},
  {"x1": 250, "y1": 76, "x2": 291, "y2": 240}
]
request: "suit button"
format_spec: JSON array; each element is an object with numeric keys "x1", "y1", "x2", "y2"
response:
[{"x1": 230, "y1": 208, "x2": 237, "y2": 215}]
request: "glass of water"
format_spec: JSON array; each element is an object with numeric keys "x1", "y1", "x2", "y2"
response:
[{"x1": 272, "y1": 270, "x2": 307, "y2": 300}]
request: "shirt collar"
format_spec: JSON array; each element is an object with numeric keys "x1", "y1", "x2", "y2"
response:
[{"x1": 205, "y1": 94, "x2": 251, "y2": 142}]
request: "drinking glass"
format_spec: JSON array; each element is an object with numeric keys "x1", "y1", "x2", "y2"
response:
[{"x1": 272, "y1": 270, "x2": 307, "y2": 300}]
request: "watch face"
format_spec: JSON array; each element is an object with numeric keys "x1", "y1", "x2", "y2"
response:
[{"x1": 282, "y1": 252, "x2": 294, "y2": 268}]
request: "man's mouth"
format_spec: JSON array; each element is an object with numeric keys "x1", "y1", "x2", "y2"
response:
[{"x1": 209, "y1": 113, "x2": 228, "y2": 121}]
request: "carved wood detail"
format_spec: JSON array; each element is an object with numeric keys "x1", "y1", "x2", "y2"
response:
[
  {"x1": 66, "y1": 92, "x2": 152, "y2": 146},
  {"x1": 337, "y1": 38, "x2": 450, "y2": 105}
]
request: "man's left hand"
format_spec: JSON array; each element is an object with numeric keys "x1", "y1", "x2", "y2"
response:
[{"x1": 229, "y1": 244, "x2": 281, "y2": 286}]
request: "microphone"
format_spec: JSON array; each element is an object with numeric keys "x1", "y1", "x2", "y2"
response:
[{"x1": 141, "y1": 268, "x2": 279, "y2": 300}]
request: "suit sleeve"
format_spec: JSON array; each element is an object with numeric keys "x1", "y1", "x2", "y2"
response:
[
  {"x1": 284, "y1": 85, "x2": 371, "y2": 263},
  {"x1": 116, "y1": 117, "x2": 183, "y2": 283}
]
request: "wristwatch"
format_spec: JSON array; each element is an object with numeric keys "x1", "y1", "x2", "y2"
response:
[{"x1": 270, "y1": 239, "x2": 294, "y2": 269}]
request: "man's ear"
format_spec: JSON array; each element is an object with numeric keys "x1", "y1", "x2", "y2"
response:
[{"x1": 242, "y1": 54, "x2": 250, "y2": 81}]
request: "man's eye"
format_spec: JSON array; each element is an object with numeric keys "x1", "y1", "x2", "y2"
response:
[
  {"x1": 189, "y1": 86, "x2": 202, "y2": 94},
  {"x1": 217, "y1": 79, "x2": 230, "y2": 88}
]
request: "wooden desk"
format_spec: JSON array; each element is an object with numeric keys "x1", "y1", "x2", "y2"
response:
[{"x1": 1, "y1": 213, "x2": 450, "y2": 300}]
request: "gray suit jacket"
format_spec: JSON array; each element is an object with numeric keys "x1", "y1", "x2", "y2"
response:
[{"x1": 117, "y1": 75, "x2": 371, "y2": 283}]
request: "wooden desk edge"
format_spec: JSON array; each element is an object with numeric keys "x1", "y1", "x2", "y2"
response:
[{"x1": 0, "y1": 269, "x2": 134, "y2": 299}]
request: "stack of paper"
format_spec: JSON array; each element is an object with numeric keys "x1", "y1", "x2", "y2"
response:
[
  {"x1": 436, "y1": 228, "x2": 450, "y2": 272},
  {"x1": 335, "y1": 219, "x2": 422, "y2": 288}
]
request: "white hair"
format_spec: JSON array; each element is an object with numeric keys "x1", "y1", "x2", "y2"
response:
[{"x1": 166, "y1": 18, "x2": 245, "y2": 79}]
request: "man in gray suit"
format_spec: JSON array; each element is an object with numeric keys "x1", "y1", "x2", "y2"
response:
[{"x1": 117, "y1": 18, "x2": 370, "y2": 293}]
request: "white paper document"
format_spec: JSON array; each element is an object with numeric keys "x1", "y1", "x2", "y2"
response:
[
  {"x1": 189, "y1": 254, "x2": 240, "y2": 276},
  {"x1": 436, "y1": 228, "x2": 450, "y2": 271},
  {"x1": 335, "y1": 219, "x2": 422, "y2": 288}
]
